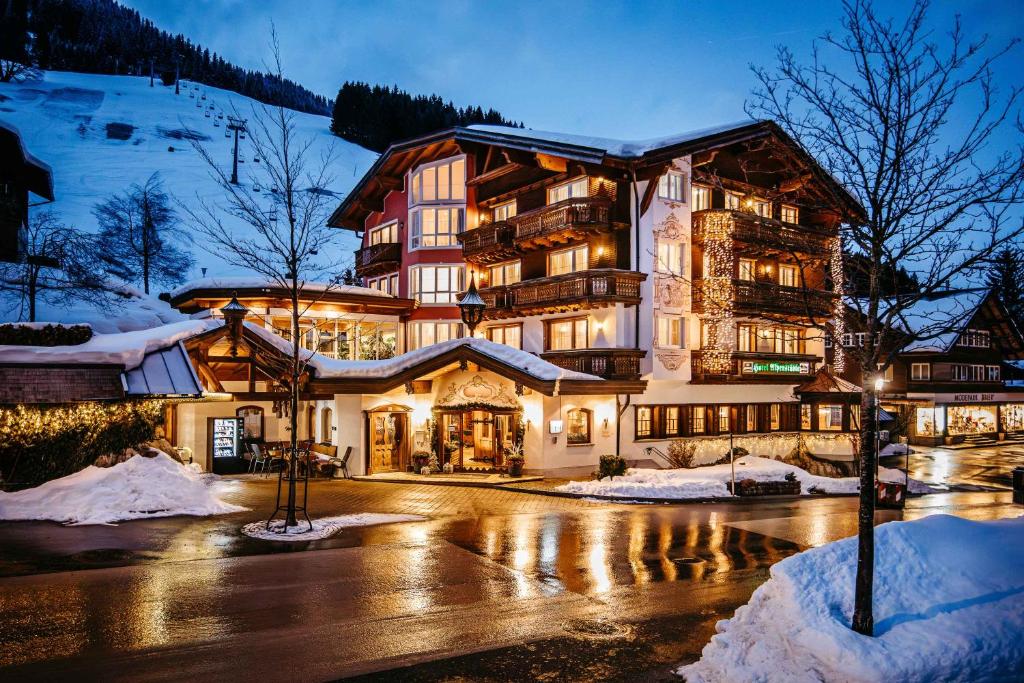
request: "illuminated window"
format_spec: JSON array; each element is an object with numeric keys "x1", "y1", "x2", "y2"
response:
[
  {"x1": 656, "y1": 315, "x2": 684, "y2": 348},
  {"x1": 818, "y1": 404, "x2": 844, "y2": 431},
  {"x1": 781, "y1": 328, "x2": 800, "y2": 354},
  {"x1": 368, "y1": 221, "x2": 398, "y2": 245},
  {"x1": 692, "y1": 407, "x2": 706, "y2": 434},
  {"x1": 778, "y1": 264, "x2": 798, "y2": 287},
  {"x1": 801, "y1": 404, "x2": 812, "y2": 430},
  {"x1": 408, "y1": 321, "x2": 464, "y2": 350},
  {"x1": 911, "y1": 363, "x2": 930, "y2": 380},
  {"x1": 724, "y1": 192, "x2": 742, "y2": 210},
  {"x1": 488, "y1": 260, "x2": 521, "y2": 286},
  {"x1": 658, "y1": 171, "x2": 685, "y2": 201},
  {"x1": 781, "y1": 205, "x2": 799, "y2": 224},
  {"x1": 486, "y1": 323, "x2": 522, "y2": 349},
  {"x1": 546, "y1": 317, "x2": 588, "y2": 351},
  {"x1": 739, "y1": 258, "x2": 756, "y2": 281},
  {"x1": 366, "y1": 273, "x2": 398, "y2": 295},
  {"x1": 718, "y1": 406, "x2": 730, "y2": 432},
  {"x1": 492, "y1": 200, "x2": 517, "y2": 222},
  {"x1": 636, "y1": 406, "x2": 652, "y2": 438},
  {"x1": 547, "y1": 177, "x2": 588, "y2": 204},
  {"x1": 752, "y1": 199, "x2": 771, "y2": 218},
  {"x1": 692, "y1": 185, "x2": 711, "y2": 211},
  {"x1": 548, "y1": 245, "x2": 589, "y2": 276},
  {"x1": 746, "y1": 404, "x2": 757, "y2": 431},
  {"x1": 737, "y1": 324, "x2": 755, "y2": 352},
  {"x1": 237, "y1": 405, "x2": 264, "y2": 440},
  {"x1": 411, "y1": 207, "x2": 464, "y2": 248},
  {"x1": 770, "y1": 404, "x2": 780, "y2": 430},
  {"x1": 410, "y1": 157, "x2": 465, "y2": 204},
  {"x1": 656, "y1": 241, "x2": 684, "y2": 275},
  {"x1": 410, "y1": 265, "x2": 463, "y2": 304},
  {"x1": 665, "y1": 406, "x2": 680, "y2": 435},
  {"x1": 567, "y1": 408, "x2": 592, "y2": 444}
]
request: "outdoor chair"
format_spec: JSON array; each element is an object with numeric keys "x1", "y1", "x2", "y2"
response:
[
  {"x1": 332, "y1": 446, "x2": 353, "y2": 479},
  {"x1": 248, "y1": 442, "x2": 272, "y2": 476}
]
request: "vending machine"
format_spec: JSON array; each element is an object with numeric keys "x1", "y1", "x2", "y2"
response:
[{"x1": 208, "y1": 416, "x2": 244, "y2": 474}]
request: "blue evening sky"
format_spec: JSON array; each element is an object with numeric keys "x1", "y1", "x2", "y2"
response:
[{"x1": 121, "y1": 0, "x2": 1022, "y2": 141}]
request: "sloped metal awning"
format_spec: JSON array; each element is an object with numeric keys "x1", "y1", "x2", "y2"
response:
[{"x1": 122, "y1": 341, "x2": 204, "y2": 398}]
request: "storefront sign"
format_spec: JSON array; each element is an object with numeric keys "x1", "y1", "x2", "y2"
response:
[
  {"x1": 741, "y1": 360, "x2": 810, "y2": 375},
  {"x1": 953, "y1": 393, "x2": 995, "y2": 402},
  {"x1": 908, "y1": 392, "x2": 1024, "y2": 403}
]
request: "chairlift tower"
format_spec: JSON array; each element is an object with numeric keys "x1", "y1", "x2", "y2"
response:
[{"x1": 226, "y1": 116, "x2": 248, "y2": 185}]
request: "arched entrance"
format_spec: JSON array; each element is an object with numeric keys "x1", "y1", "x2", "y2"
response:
[
  {"x1": 367, "y1": 404, "x2": 412, "y2": 473},
  {"x1": 321, "y1": 407, "x2": 333, "y2": 444}
]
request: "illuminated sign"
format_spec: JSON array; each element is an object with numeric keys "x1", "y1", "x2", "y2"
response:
[{"x1": 742, "y1": 360, "x2": 811, "y2": 375}]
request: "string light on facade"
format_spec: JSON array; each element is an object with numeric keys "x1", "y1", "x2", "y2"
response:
[
  {"x1": 830, "y1": 234, "x2": 846, "y2": 373},
  {"x1": 697, "y1": 212, "x2": 735, "y2": 374}
]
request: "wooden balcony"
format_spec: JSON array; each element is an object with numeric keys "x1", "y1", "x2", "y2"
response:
[
  {"x1": 510, "y1": 197, "x2": 617, "y2": 250},
  {"x1": 541, "y1": 348, "x2": 646, "y2": 381},
  {"x1": 480, "y1": 269, "x2": 646, "y2": 319},
  {"x1": 693, "y1": 279, "x2": 835, "y2": 319},
  {"x1": 354, "y1": 242, "x2": 401, "y2": 278},
  {"x1": 457, "y1": 221, "x2": 518, "y2": 264},
  {"x1": 693, "y1": 209, "x2": 835, "y2": 257},
  {"x1": 691, "y1": 350, "x2": 819, "y2": 384}
]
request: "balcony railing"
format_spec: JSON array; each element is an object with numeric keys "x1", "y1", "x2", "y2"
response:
[
  {"x1": 541, "y1": 348, "x2": 646, "y2": 381},
  {"x1": 354, "y1": 242, "x2": 401, "y2": 278},
  {"x1": 457, "y1": 221, "x2": 517, "y2": 264},
  {"x1": 510, "y1": 197, "x2": 614, "y2": 248},
  {"x1": 693, "y1": 209, "x2": 835, "y2": 256},
  {"x1": 480, "y1": 269, "x2": 646, "y2": 318},
  {"x1": 691, "y1": 350, "x2": 819, "y2": 383},
  {"x1": 693, "y1": 278, "x2": 835, "y2": 318}
]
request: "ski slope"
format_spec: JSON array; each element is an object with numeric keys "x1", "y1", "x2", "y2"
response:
[
  {"x1": 0, "y1": 71, "x2": 378, "y2": 328},
  {"x1": 0, "y1": 71, "x2": 376, "y2": 277}
]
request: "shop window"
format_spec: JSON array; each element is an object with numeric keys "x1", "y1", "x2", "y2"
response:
[
  {"x1": 567, "y1": 408, "x2": 592, "y2": 444},
  {"x1": 658, "y1": 171, "x2": 685, "y2": 201},
  {"x1": 915, "y1": 407, "x2": 936, "y2": 436},
  {"x1": 1002, "y1": 404, "x2": 1024, "y2": 432},
  {"x1": 636, "y1": 406, "x2": 652, "y2": 438},
  {"x1": 692, "y1": 185, "x2": 711, "y2": 211},
  {"x1": 818, "y1": 404, "x2": 843, "y2": 431},
  {"x1": 801, "y1": 404, "x2": 812, "y2": 430},
  {"x1": 947, "y1": 405, "x2": 997, "y2": 435},
  {"x1": 236, "y1": 406, "x2": 264, "y2": 440}
]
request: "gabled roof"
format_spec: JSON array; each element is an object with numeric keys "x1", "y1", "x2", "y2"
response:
[
  {"x1": 0, "y1": 120, "x2": 54, "y2": 200},
  {"x1": 328, "y1": 120, "x2": 865, "y2": 231},
  {"x1": 122, "y1": 341, "x2": 204, "y2": 398},
  {"x1": 795, "y1": 368, "x2": 862, "y2": 395},
  {"x1": 897, "y1": 288, "x2": 1024, "y2": 357}
]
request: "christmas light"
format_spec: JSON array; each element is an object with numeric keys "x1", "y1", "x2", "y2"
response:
[
  {"x1": 830, "y1": 234, "x2": 846, "y2": 373},
  {"x1": 698, "y1": 212, "x2": 735, "y2": 374}
]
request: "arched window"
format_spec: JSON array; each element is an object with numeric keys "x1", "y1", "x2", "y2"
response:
[
  {"x1": 567, "y1": 408, "x2": 592, "y2": 445},
  {"x1": 236, "y1": 405, "x2": 264, "y2": 440},
  {"x1": 321, "y1": 407, "x2": 334, "y2": 444}
]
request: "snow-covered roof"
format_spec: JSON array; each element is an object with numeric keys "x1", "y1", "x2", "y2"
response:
[
  {"x1": 894, "y1": 289, "x2": 988, "y2": 352},
  {"x1": 1, "y1": 284, "x2": 188, "y2": 333},
  {"x1": 166, "y1": 276, "x2": 392, "y2": 300},
  {"x1": 244, "y1": 322, "x2": 598, "y2": 382},
  {"x1": 468, "y1": 120, "x2": 760, "y2": 159},
  {"x1": 0, "y1": 318, "x2": 220, "y2": 369},
  {"x1": 0, "y1": 119, "x2": 54, "y2": 200},
  {"x1": 795, "y1": 369, "x2": 862, "y2": 395}
]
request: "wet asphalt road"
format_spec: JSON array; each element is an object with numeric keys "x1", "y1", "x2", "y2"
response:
[{"x1": 0, "y1": 446, "x2": 1021, "y2": 682}]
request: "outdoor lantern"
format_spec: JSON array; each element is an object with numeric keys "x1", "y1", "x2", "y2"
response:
[
  {"x1": 457, "y1": 275, "x2": 486, "y2": 337},
  {"x1": 220, "y1": 292, "x2": 249, "y2": 357}
]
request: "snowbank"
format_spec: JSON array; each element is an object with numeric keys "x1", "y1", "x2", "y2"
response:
[
  {"x1": 0, "y1": 452, "x2": 246, "y2": 525},
  {"x1": 241, "y1": 513, "x2": 425, "y2": 541},
  {"x1": 677, "y1": 515, "x2": 1024, "y2": 682},
  {"x1": 555, "y1": 456, "x2": 934, "y2": 499}
]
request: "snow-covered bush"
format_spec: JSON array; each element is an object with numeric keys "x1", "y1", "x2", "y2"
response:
[{"x1": 597, "y1": 454, "x2": 627, "y2": 480}]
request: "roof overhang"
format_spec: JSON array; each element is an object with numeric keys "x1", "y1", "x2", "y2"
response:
[
  {"x1": 166, "y1": 285, "x2": 417, "y2": 316},
  {"x1": 0, "y1": 121, "x2": 54, "y2": 201}
]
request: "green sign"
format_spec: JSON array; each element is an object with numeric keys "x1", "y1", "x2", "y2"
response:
[{"x1": 743, "y1": 360, "x2": 809, "y2": 375}]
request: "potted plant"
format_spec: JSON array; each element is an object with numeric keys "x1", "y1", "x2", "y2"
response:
[
  {"x1": 412, "y1": 450, "x2": 431, "y2": 473},
  {"x1": 506, "y1": 443, "x2": 525, "y2": 477}
]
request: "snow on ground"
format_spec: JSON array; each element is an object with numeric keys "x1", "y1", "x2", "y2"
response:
[
  {"x1": 0, "y1": 71, "x2": 378, "y2": 325},
  {"x1": 677, "y1": 514, "x2": 1024, "y2": 682},
  {"x1": 0, "y1": 452, "x2": 246, "y2": 525},
  {"x1": 241, "y1": 513, "x2": 425, "y2": 541},
  {"x1": 0, "y1": 317, "x2": 219, "y2": 368},
  {"x1": 555, "y1": 456, "x2": 935, "y2": 499}
]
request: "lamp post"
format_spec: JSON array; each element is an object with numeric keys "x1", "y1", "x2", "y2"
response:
[
  {"x1": 220, "y1": 292, "x2": 248, "y2": 357},
  {"x1": 457, "y1": 275, "x2": 486, "y2": 337},
  {"x1": 873, "y1": 376, "x2": 884, "y2": 479}
]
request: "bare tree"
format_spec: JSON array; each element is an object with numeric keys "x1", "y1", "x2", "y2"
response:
[
  {"x1": 182, "y1": 32, "x2": 343, "y2": 529},
  {"x1": 748, "y1": 0, "x2": 1024, "y2": 635},
  {"x1": 0, "y1": 210, "x2": 114, "y2": 321},
  {"x1": 93, "y1": 173, "x2": 193, "y2": 295}
]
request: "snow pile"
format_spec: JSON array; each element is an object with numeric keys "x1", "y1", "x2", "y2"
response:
[
  {"x1": 245, "y1": 323, "x2": 599, "y2": 381},
  {"x1": 879, "y1": 465, "x2": 937, "y2": 494},
  {"x1": 555, "y1": 456, "x2": 936, "y2": 499},
  {"x1": 0, "y1": 452, "x2": 247, "y2": 525},
  {"x1": 241, "y1": 513, "x2": 425, "y2": 541},
  {"x1": 677, "y1": 515, "x2": 1024, "y2": 682},
  {"x1": 0, "y1": 318, "x2": 220, "y2": 369}
]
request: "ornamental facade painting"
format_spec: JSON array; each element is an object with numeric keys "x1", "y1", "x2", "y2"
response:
[{"x1": 436, "y1": 373, "x2": 520, "y2": 409}]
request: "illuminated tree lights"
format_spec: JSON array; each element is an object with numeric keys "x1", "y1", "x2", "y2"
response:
[
  {"x1": 830, "y1": 235, "x2": 846, "y2": 372},
  {"x1": 0, "y1": 401, "x2": 165, "y2": 486},
  {"x1": 698, "y1": 212, "x2": 735, "y2": 374}
]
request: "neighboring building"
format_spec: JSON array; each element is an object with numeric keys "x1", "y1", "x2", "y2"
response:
[
  {"x1": 829, "y1": 289, "x2": 1024, "y2": 446},
  {"x1": 329, "y1": 121, "x2": 866, "y2": 474},
  {"x1": 0, "y1": 121, "x2": 54, "y2": 262}
]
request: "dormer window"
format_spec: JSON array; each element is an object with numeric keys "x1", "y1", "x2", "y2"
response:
[
  {"x1": 547, "y1": 177, "x2": 588, "y2": 204},
  {"x1": 957, "y1": 329, "x2": 990, "y2": 348}
]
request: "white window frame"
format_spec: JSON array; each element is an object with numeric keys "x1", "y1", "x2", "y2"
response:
[
  {"x1": 487, "y1": 260, "x2": 521, "y2": 287},
  {"x1": 658, "y1": 171, "x2": 685, "y2": 202},
  {"x1": 546, "y1": 177, "x2": 589, "y2": 205},
  {"x1": 410, "y1": 207, "x2": 464, "y2": 249},
  {"x1": 368, "y1": 221, "x2": 399, "y2": 245},
  {"x1": 366, "y1": 272, "x2": 398, "y2": 295},
  {"x1": 409, "y1": 155, "x2": 466, "y2": 205},
  {"x1": 656, "y1": 241, "x2": 684, "y2": 275},
  {"x1": 409, "y1": 264, "x2": 464, "y2": 305},
  {"x1": 778, "y1": 264, "x2": 798, "y2": 288},
  {"x1": 656, "y1": 315, "x2": 684, "y2": 349},
  {"x1": 691, "y1": 184, "x2": 711, "y2": 211},
  {"x1": 987, "y1": 365, "x2": 1001, "y2": 381},
  {"x1": 408, "y1": 320, "x2": 465, "y2": 350},
  {"x1": 548, "y1": 244, "x2": 589, "y2": 276},
  {"x1": 492, "y1": 199, "x2": 517, "y2": 222}
]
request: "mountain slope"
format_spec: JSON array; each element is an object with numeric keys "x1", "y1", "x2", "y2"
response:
[{"x1": 0, "y1": 70, "x2": 378, "y2": 328}]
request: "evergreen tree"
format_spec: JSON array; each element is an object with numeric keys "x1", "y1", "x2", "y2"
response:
[
  {"x1": 986, "y1": 245, "x2": 1024, "y2": 325},
  {"x1": 92, "y1": 174, "x2": 192, "y2": 294}
]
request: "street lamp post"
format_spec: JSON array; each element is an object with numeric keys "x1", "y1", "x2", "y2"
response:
[{"x1": 457, "y1": 275, "x2": 486, "y2": 337}]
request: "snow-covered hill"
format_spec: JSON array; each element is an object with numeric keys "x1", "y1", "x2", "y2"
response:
[{"x1": 0, "y1": 71, "x2": 378, "y2": 329}]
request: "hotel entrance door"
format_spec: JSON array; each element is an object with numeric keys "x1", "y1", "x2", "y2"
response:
[{"x1": 438, "y1": 410, "x2": 516, "y2": 471}]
